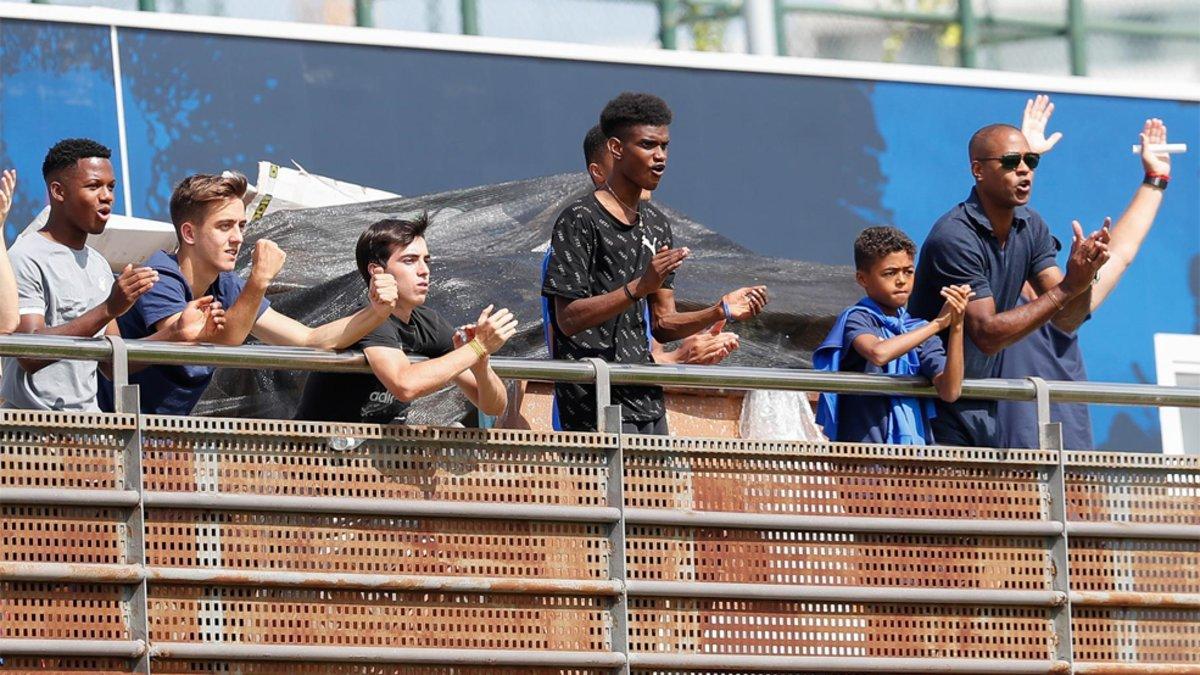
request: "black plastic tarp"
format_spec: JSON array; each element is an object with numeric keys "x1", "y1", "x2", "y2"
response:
[{"x1": 196, "y1": 173, "x2": 860, "y2": 422}]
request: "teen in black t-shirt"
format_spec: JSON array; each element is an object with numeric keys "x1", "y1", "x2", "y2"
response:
[
  {"x1": 296, "y1": 215, "x2": 516, "y2": 425},
  {"x1": 296, "y1": 305, "x2": 456, "y2": 423},
  {"x1": 541, "y1": 92, "x2": 770, "y2": 434},
  {"x1": 543, "y1": 193, "x2": 676, "y2": 431}
]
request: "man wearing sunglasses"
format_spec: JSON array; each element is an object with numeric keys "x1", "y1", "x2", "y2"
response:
[
  {"x1": 908, "y1": 107, "x2": 1110, "y2": 448},
  {"x1": 994, "y1": 100, "x2": 1172, "y2": 451}
]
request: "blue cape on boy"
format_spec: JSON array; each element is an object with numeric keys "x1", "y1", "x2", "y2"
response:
[{"x1": 813, "y1": 297, "x2": 938, "y2": 445}]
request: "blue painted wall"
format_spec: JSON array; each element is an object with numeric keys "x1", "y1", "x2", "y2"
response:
[{"x1": 2, "y1": 18, "x2": 1196, "y2": 449}]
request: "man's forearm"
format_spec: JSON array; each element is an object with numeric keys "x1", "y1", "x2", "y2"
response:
[
  {"x1": 304, "y1": 306, "x2": 388, "y2": 350},
  {"x1": 215, "y1": 277, "x2": 269, "y2": 345},
  {"x1": 470, "y1": 361, "x2": 508, "y2": 416},
  {"x1": 970, "y1": 286, "x2": 1072, "y2": 355},
  {"x1": 0, "y1": 242, "x2": 19, "y2": 334},
  {"x1": 1091, "y1": 185, "x2": 1163, "y2": 311},
  {"x1": 16, "y1": 304, "x2": 114, "y2": 373},
  {"x1": 1052, "y1": 285, "x2": 1092, "y2": 333},
  {"x1": 382, "y1": 346, "x2": 480, "y2": 402},
  {"x1": 554, "y1": 286, "x2": 637, "y2": 337},
  {"x1": 651, "y1": 304, "x2": 724, "y2": 343}
]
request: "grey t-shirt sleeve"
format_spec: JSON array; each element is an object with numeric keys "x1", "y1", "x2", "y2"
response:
[{"x1": 11, "y1": 245, "x2": 47, "y2": 317}]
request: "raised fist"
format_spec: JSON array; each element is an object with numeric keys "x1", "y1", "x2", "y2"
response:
[
  {"x1": 368, "y1": 272, "x2": 398, "y2": 313},
  {"x1": 249, "y1": 239, "x2": 286, "y2": 284}
]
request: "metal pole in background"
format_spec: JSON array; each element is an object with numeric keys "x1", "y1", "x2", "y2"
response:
[
  {"x1": 1067, "y1": 0, "x2": 1088, "y2": 75},
  {"x1": 773, "y1": 0, "x2": 788, "y2": 56},
  {"x1": 744, "y1": 0, "x2": 777, "y2": 55},
  {"x1": 461, "y1": 0, "x2": 480, "y2": 35},
  {"x1": 957, "y1": 0, "x2": 978, "y2": 68},
  {"x1": 355, "y1": 0, "x2": 374, "y2": 28},
  {"x1": 658, "y1": 0, "x2": 679, "y2": 49}
]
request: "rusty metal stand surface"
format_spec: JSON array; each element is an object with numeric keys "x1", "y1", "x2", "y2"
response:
[{"x1": 1, "y1": 408, "x2": 1197, "y2": 674}]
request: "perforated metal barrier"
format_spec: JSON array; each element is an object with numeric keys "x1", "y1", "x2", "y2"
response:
[{"x1": 2, "y1": 409, "x2": 1197, "y2": 674}]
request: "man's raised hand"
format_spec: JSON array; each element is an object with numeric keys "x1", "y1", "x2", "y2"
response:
[
  {"x1": 1021, "y1": 94, "x2": 1062, "y2": 155},
  {"x1": 368, "y1": 271, "x2": 398, "y2": 314},
  {"x1": 171, "y1": 295, "x2": 226, "y2": 342},
  {"x1": 249, "y1": 239, "x2": 286, "y2": 284},
  {"x1": 0, "y1": 169, "x2": 16, "y2": 227},
  {"x1": 106, "y1": 264, "x2": 158, "y2": 318},
  {"x1": 634, "y1": 245, "x2": 689, "y2": 298},
  {"x1": 471, "y1": 304, "x2": 519, "y2": 355},
  {"x1": 722, "y1": 285, "x2": 769, "y2": 321},
  {"x1": 1140, "y1": 118, "x2": 1170, "y2": 178}
]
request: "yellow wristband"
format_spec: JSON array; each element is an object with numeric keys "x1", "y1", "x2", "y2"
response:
[{"x1": 467, "y1": 338, "x2": 487, "y2": 358}]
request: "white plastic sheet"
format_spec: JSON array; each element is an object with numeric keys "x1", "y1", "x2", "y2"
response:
[
  {"x1": 245, "y1": 161, "x2": 398, "y2": 221},
  {"x1": 739, "y1": 389, "x2": 827, "y2": 441}
]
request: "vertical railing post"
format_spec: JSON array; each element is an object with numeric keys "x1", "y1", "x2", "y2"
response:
[
  {"x1": 585, "y1": 357, "x2": 628, "y2": 671},
  {"x1": 107, "y1": 336, "x2": 151, "y2": 673},
  {"x1": 957, "y1": 0, "x2": 978, "y2": 68},
  {"x1": 585, "y1": 357, "x2": 613, "y2": 434},
  {"x1": 461, "y1": 0, "x2": 480, "y2": 35},
  {"x1": 1066, "y1": 0, "x2": 1087, "y2": 75},
  {"x1": 1031, "y1": 377, "x2": 1074, "y2": 669},
  {"x1": 603, "y1": 403, "x2": 629, "y2": 674},
  {"x1": 658, "y1": 0, "x2": 679, "y2": 49}
]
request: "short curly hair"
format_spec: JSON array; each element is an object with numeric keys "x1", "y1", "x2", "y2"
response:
[
  {"x1": 582, "y1": 124, "x2": 607, "y2": 167},
  {"x1": 599, "y1": 92, "x2": 673, "y2": 139},
  {"x1": 853, "y1": 226, "x2": 916, "y2": 271},
  {"x1": 42, "y1": 138, "x2": 111, "y2": 180}
]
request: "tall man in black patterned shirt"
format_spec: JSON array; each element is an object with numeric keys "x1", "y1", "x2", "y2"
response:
[{"x1": 541, "y1": 92, "x2": 769, "y2": 434}]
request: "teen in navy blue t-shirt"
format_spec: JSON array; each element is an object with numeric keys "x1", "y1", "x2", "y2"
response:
[{"x1": 99, "y1": 249, "x2": 269, "y2": 415}]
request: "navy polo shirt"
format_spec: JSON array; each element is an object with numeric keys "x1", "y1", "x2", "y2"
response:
[
  {"x1": 909, "y1": 188, "x2": 1058, "y2": 447},
  {"x1": 995, "y1": 297, "x2": 1093, "y2": 450},
  {"x1": 98, "y1": 250, "x2": 270, "y2": 415}
]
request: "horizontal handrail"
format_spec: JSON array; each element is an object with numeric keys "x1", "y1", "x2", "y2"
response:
[
  {"x1": 0, "y1": 334, "x2": 1195, "y2": 409},
  {"x1": 5, "y1": 562, "x2": 1197, "y2": 609}
]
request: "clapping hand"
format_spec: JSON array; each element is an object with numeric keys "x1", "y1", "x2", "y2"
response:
[
  {"x1": 172, "y1": 295, "x2": 226, "y2": 342},
  {"x1": 721, "y1": 286, "x2": 769, "y2": 321},
  {"x1": 1063, "y1": 218, "x2": 1111, "y2": 295}
]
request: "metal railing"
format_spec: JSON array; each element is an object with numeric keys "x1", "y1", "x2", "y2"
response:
[
  {"x1": 0, "y1": 333, "x2": 1195, "y2": 415},
  {"x1": 0, "y1": 333, "x2": 1197, "y2": 673}
]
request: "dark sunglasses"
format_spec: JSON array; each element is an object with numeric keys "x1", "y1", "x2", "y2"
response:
[{"x1": 975, "y1": 152, "x2": 1040, "y2": 170}]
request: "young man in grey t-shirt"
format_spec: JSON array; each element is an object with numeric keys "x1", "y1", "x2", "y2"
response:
[{"x1": 1, "y1": 139, "x2": 221, "y2": 411}]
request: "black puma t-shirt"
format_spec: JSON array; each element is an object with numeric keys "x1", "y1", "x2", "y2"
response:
[
  {"x1": 541, "y1": 193, "x2": 675, "y2": 431},
  {"x1": 295, "y1": 305, "x2": 455, "y2": 424}
]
